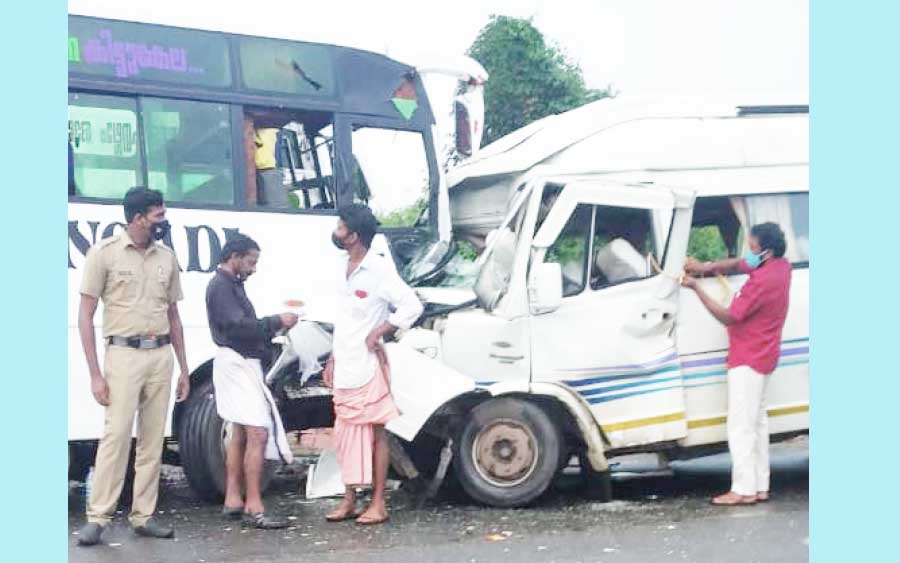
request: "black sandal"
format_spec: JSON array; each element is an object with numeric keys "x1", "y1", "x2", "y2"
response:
[{"x1": 242, "y1": 512, "x2": 289, "y2": 529}]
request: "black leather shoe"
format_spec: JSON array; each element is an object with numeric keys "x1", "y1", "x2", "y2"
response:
[
  {"x1": 76, "y1": 522, "x2": 105, "y2": 546},
  {"x1": 133, "y1": 518, "x2": 175, "y2": 539}
]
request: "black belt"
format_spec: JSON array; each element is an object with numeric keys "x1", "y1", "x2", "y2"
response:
[{"x1": 107, "y1": 335, "x2": 171, "y2": 350}]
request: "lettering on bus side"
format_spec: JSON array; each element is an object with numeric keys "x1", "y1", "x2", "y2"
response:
[{"x1": 68, "y1": 221, "x2": 243, "y2": 273}]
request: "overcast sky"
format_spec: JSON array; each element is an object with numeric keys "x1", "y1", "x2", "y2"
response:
[{"x1": 69, "y1": 0, "x2": 808, "y2": 97}]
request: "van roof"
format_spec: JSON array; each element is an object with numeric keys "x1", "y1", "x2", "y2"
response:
[
  {"x1": 527, "y1": 167, "x2": 808, "y2": 198},
  {"x1": 448, "y1": 95, "x2": 808, "y2": 192}
]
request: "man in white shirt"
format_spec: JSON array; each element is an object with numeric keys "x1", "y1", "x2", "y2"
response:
[{"x1": 323, "y1": 204, "x2": 423, "y2": 526}]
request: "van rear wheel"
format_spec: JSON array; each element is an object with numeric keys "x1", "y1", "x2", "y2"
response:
[
  {"x1": 454, "y1": 398, "x2": 561, "y2": 507},
  {"x1": 178, "y1": 381, "x2": 276, "y2": 502}
]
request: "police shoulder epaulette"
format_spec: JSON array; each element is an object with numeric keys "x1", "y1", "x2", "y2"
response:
[{"x1": 94, "y1": 235, "x2": 121, "y2": 250}]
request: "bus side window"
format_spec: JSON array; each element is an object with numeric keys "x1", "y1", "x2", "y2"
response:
[
  {"x1": 141, "y1": 97, "x2": 235, "y2": 206},
  {"x1": 68, "y1": 93, "x2": 143, "y2": 200},
  {"x1": 245, "y1": 111, "x2": 335, "y2": 211}
]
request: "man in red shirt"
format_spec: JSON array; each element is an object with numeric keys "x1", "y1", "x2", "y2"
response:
[{"x1": 682, "y1": 222, "x2": 791, "y2": 506}]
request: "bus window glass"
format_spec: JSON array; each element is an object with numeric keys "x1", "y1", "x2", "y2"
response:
[
  {"x1": 141, "y1": 98, "x2": 235, "y2": 205},
  {"x1": 238, "y1": 37, "x2": 336, "y2": 97},
  {"x1": 68, "y1": 92, "x2": 143, "y2": 199},
  {"x1": 350, "y1": 127, "x2": 430, "y2": 227}
]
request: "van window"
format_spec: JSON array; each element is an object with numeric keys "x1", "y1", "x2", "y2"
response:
[
  {"x1": 733, "y1": 193, "x2": 809, "y2": 264},
  {"x1": 688, "y1": 194, "x2": 809, "y2": 266},
  {"x1": 68, "y1": 93, "x2": 143, "y2": 199},
  {"x1": 687, "y1": 196, "x2": 742, "y2": 262},
  {"x1": 545, "y1": 204, "x2": 593, "y2": 297},
  {"x1": 591, "y1": 205, "x2": 657, "y2": 289},
  {"x1": 141, "y1": 97, "x2": 234, "y2": 205}
]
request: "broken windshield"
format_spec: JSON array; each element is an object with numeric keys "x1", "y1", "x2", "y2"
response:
[{"x1": 472, "y1": 184, "x2": 533, "y2": 311}]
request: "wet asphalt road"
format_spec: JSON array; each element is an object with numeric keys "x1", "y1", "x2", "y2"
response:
[{"x1": 68, "y1": 437, "x2": 808, "y2": 563}]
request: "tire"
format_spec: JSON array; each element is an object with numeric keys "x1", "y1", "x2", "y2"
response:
[
  {"x1": 178, "y1": 381, "x2": 276, "y2": 503},
  {"x1": 454, "y1": 397, "x2": 562, "y2": 508}
]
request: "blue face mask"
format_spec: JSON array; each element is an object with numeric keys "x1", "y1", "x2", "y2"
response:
[{"x1": 743, "y1": 249, "x2": 767, "y2": 269}]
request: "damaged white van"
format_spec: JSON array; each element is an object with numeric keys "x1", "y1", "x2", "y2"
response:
[{"x1": 180, "y1": 97, "x2": 809, "y2": 508}]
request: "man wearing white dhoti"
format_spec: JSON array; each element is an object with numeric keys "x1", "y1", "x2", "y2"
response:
[
  {"x1": 323, "y1": 204, "x2": 424, "y2": 526},
  {"x1": 206, "y1": 234, "x2": 298, "y2": 529}
]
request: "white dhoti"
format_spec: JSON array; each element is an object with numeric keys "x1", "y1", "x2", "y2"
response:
[
  {"x1": 212, "y1": 347, "x2": 294, "y2": 463},
  {"x1": 727, "y1": 365, "x2": 770, "y2": 496}
]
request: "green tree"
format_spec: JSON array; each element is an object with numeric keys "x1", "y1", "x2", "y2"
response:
[{"x1": 468, "y1": 15, "x2": 611, "y2": 145}]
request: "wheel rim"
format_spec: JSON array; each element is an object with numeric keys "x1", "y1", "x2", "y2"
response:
[{"x1": 471, "y1": 418, "x2": 539, "y2": 488}]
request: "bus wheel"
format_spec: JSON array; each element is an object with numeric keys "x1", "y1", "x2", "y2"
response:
[
  {"x1": 178, "y1": 381, "x2": 275, "y2": 503},
  {"x1": 68, "y1": 442, "x2": 97, "y2": 483},
  {"x1": 454, "y1": 398, "x2": 561, "y2": 508}
]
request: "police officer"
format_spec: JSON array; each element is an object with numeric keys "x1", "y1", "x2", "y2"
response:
[{"x1": 76, "y1": 187, "x2": 190, "y2": 546}]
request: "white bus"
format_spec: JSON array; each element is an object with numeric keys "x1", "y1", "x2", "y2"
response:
[{"x1": 67, "y1": 13, "x2": 483, "y2": 494}]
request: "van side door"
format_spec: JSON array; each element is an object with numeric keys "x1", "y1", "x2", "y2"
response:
[{"x1": 528, "y1": 182, "x2": 695, "y2": 449}]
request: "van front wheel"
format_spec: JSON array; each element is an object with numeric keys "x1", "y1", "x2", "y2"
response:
[{"x1": 454, "y1": 398, "x2": 561, "y2": 507}]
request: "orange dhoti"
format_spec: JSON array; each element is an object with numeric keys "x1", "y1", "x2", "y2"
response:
[{"x1": 332, "y1": 353, "x2": 400, "y2": 486}]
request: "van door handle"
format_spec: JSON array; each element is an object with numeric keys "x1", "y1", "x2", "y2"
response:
[{"x1": 641, "y1": 309, "x2": 672, "y2": 321}]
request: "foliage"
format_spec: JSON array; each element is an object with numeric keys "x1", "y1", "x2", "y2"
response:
[
  {"x1": 376, "y1": 198, "x2": 427, "y2": 228},
  {"x1": 467, "y1": 15, "x2": 612, "y2": 145},
  {"x1": 687, "y1": 225, "x2": 729, "y2": 262},
  {"x1": 456, "y1": 239, "x2": 478, "y2": 261}
]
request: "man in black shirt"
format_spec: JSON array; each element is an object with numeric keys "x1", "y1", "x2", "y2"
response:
[{"x1": 206, "y1": 234, "x2": 298, "y2": 529}]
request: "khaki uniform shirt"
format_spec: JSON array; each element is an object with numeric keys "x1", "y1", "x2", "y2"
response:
[{"x1": 80, "y1": 232, "x2": 183, "y2": 338}]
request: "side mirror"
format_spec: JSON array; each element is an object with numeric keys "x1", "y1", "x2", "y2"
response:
[{"x1": 529, "y1": 262, "x2": 563, "y2": 315}]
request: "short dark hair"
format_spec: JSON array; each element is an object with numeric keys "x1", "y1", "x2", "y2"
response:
[
  {"x1": 123, "y1": 186, "x2": 164, "y2": 223},
  {"x1": 750, "y1": 222, "x2": 787, "y2": 258},
  {"x1": 219, "y1": 234, "x2": 261, "y2": 264},
  {"x1": 339, "y1": 203, "x2": 379, "y2": 248}
]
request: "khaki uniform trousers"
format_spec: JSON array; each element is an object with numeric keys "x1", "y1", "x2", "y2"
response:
[{"x1": 86, "y1": 344, "x2": 174, "y2": 526}]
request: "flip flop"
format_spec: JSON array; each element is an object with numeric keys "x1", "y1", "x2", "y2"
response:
[
  {"x1": 325, "y1": 511, "x2": 360, "y2": 523},
  {"x1": 756, "y1": 492, "x2": 770, "y2": 502},
  {"x1": 355, "y1": 514, "x2": 390, "y2": 526}
]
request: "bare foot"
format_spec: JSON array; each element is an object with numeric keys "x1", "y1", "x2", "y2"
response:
[
  {"x1": 223, "y1": 497, "x2": 243, "y2": 511},
  {"x1": 244, "y1": 501, "x2": 265, "y2": 515},
  {"x1": 355, "y1": 504, "x2": 389, "y2": 525},
  {"x1": 756, "y1": 491, "x2": 769, "y2": 502},
  {"x1": 326, "y1": 497, "x2": 358, "y2": 522}
]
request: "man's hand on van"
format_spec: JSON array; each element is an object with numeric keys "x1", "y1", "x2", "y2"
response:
[
  {"x1": 684, "y1": 257, "x2": 709, "y2": 276},
  {"x1": 91, "y1": 374, "x2": 110, "y2": 406}
]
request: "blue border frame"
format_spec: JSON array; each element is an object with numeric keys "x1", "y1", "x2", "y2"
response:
[
  {"x1": 812, "y1": 2, "x2": 900, "y2": 560},
  {"x1": 1, "y1": 1, "x2": 65, "y2": 559}
]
